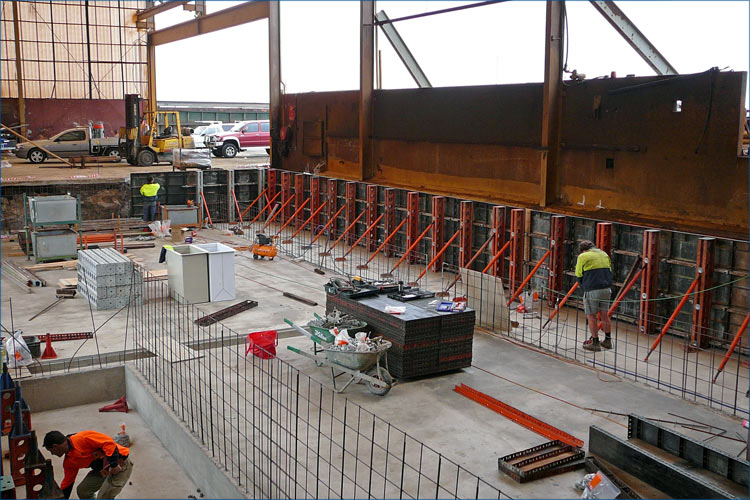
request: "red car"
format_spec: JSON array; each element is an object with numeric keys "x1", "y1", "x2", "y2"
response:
[{"x1": 206, "y1": 120, "x2": 270, "y2": 158}]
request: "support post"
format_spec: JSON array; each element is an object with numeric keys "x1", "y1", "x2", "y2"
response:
[
  {"x1": 509, "y1": 208, "x2": 526, "y2": 296},
  {"x1": 327, "y1": 179, "x2": 338, "y2": 240},
  {"x1": 345, "y1": 182, "x2": 357, "y2": 245},
  {"x1": 294, "y1": 173, "x2": 305, "y2": 227},
  {"x1": 267, "y1": 169, "x2": 278, "y2": 200},
  {"x1": 431, "y1": 196, "x2": 445, "y2": 272},
  {"x1": 269, "y1": 0, "x2": 281, "y2": 169},
  {"x1": 639, "y1": 229, "x2": 660, "y2": 335},
  {"x1": 596, "y1": 222, "x2": 613, "y2": 257},
  {"x1": 384, "y1": 188, "x2": 397, "y2": 257},
  {"x1": 459, "y1": 201, "x2": 473, "y2": 268},
  {"x1": 491, "y1": 206, "x2": 506, "y2": 278},
  {"x1": 548, "y1": 215, "x2": 566, "y2": 307},
  {"x1": 310, "y1": 177, "x2": 321, "y2": 231},
  {"x1": 366, "y1": 184, "x2": 378, "y2": 251},
  {"x1": 360, "y1": 1, "x2": 375, "y2": 179},
  {"x1": 539, "y1": 0, "x2": 564, "y2": 207},
  {"x1": 281, "y1": 171, "x2": 292, "y2": 224},
  {"x1": 690, "y1": 237, "x2": 715, "y2": 349},
  {"x1": 406, "y1": 192, "x2": 420, "y2": 263},
  {"x1": 11, "y1": 1, "x2": 26, "y2": 138}
]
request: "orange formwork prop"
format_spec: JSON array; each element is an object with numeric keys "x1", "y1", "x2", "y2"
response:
[
  {"x1": 337, "y1": 213, "x2": 384, "y2": 261},
  {"x1": 247, "y1": 191, "x2": 281, "y2": 227},
  {"x1": 231, "y1": 189, "x2": 243, "y2": 224},
  {"x1": 507, "y1": 249, "x2": 551, "y2": 306},
  {"x1": 644, "y1": 277, "x2": 701, "y2": 361},
  {"x1": 416, "y1": 228, "x2": 461, "y2": 282},
  {"x1": 286, "y1": 201, "x2": 328, "y2": 243},
  {"x1": 309, "y1": 204, "x2": 347, "y2": 246},
  {"x1": 713, "y1": 314, "x2": 750, "y2": 383},
  {"x1": 262, "y1": 194, "x2": 295, "y2": 230},
  {"x1": 239, "y1": 187, "x2": 267, "y2": 219},
  {"x1": 321, "y1": 210, "x2": 365, "y2": 255},
  {"x1": 357, "y1": 217, "x2": 408, "y2": 270},
  {"x1": 388, "y1": 223, "x2": 432, "y2": 275},
  {"x1": 274, "y1": 198, "x2": 309, "y2": 237}
]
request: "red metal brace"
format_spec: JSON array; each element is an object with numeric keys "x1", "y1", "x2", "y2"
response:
[
  {"x1": 326, "y1": 178, "x2": 338, "y2": 240},
  {"x1": 247, "y1": 191, "x2": 281, "y2": 227},
  {"x1": 459, "y1": 201, "x2": 473, "y2": 268},
  {"x1": 344, "y1": 182, "x2": 357, "y2": 245},
  {"x1": 548, "y1": 215, "x2": 566, "y2": 307},
  {"x1": 644, "y1": 276, "x2": 701, "y2": 361},
  {"x1": 509, "y1": 209, "x2": 525, "y2": 296},
  {"x1": 406, "y1": 192, "x2": 420, "y2": 263},
  {"x1": 384, "y1": 188, "x2": 397, "y2": 257},
  {"x1": 713, "y1": 314, "x2": 750, "y2": 383},
  {"x1": 491, "y1": 206, "x2": 506, "y2": 279},
  {"x1": 431, "y1": 196, "x2": 445, "y2": 272},
  {"x1": 366, "y1": 184, "x2": 378, "y2": 251},
  {"x1": 639, "y1": 229, "x2": 660, "y2": 335},
  {"x1": 294, "y1": 173, "x2": 305, "y2": 228},
  {"x1": 310, "y1": 177, "x2": 322, "y2": 230},
  {"x1": 690, "y1": 237, "x2": 715, "y2": 349},
  {"x1": 280, "y1": 171, "x2": 292, "y2": 224}
]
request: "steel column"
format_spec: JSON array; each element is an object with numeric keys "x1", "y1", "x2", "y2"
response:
[
  {"x1": 11, "y1": 1, "x2": 25, "y2": 138},
  {"x1": 509, "y1": 208, "x2": 526, "y2": 296},
  {"x1": 360, "y1": 1, "x2": 375, "y2": 180},
  {"x1": 345, "y1": 182, "x2": 357, "y2": 245},
  {"x1": 327, "y1": 179, "x2": 338, "y2": 240},
  {"x1": 310, "y1": 177, "x2": 322, "y2": 230},
  {"x1": 281, "y1": 171, "x2": 292, "y2": 224},
  {"x1": 491, "y1": 206, "x2": 506, "y2": 278},
  {"x1": 690, "y1": 237, "x2": 715, "y2": 349},
  {"x1": 548, "y1": 215, "x2": 566, "y2": 307},
  {"x1": 539, "y1": 0, "x2": 564, "y2": 207},
  {"x1": 431, "y1": 196, "x2": 446, "y2": 272},
  {"x1": 406, "y1": 192, "x2": 420, "y2": 263},
  {"x1": 459, "y1": 201, "x2": 473, "y2": 268},
  {"x1": 294, "y1": 173, "x2": 305, "y2": 227},
  {"x1": 384, "y1": 188, "x2": 397, "y2": 257},
  {"x1": 639, "y1": 229, "x2": 660, "y2": 335},
  {"x1": 269, "y1": 0, "x2": 281, "y2": 169},
  {"x1": 596, "y1": 222, "x2": 613, "y2": 256},
  {"x1": 366, "y1": 185, "x2": 378, "y2": 251}
]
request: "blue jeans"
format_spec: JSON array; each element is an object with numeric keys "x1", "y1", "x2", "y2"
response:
[{"x1": 142, "y1": 202, "x2": 158, "y2": 222}]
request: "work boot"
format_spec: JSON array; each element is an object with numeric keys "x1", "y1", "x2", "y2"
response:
[
  {"x1": 601, "y1": 337, "x2": 613, "y2": 349},
  {"x1": 582, "y1": 337, "x2": 601, "y2": 352}
]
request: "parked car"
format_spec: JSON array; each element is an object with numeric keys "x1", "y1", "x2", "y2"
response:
[
  {"x1": 192, "y1": 122, "x2": 235, "y2": 148},
  {"x1": 206, "y1": 120, "x2": 270, "y2": 158},
  {"x1": 14, "y1": 126, "x2": 119, "y2": 163}
]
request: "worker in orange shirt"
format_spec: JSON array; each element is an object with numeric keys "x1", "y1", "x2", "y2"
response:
[{"x1": 43, "y1": 429, "x2": 133, "y2": 499}]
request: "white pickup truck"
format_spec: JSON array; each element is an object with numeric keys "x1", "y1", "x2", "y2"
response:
[{"x1": 14, "y1": 126, "x2": 120, "y2": 163}]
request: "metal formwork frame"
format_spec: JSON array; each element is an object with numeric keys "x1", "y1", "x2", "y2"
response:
[
  {"x1": 431, "y1": 196, "x2": 446, "y2": 272},
  {"x1": 459, "y1": 200, "x2": 473, "y2": 268},
  {"x1": 366, "y1": 184, "x2": 378, "y2": 251},
  {"x1": 639, "y1": 229, "x2": 661, "y2": 335},
  {"x1": 327, "y1": 178, "x2": 338, "y2": 240},
  {"x1": 491, "y1": 205, "x2": 506, "y2": 278},
  {"x1": 310, "y1": 176, "x2": 322, "y2": 230},
  {"x1": 548, "y1": 215, "x2": 566, "y2": 307},
  {"x1": 345, "y1": 182, "x2": 357, "y2": 245},
  {"x1": 281, "y1": 171, "x2": 292, "y2": 223},
  {"x1": 267, "y1": 169, "x2": 279, "y2": 200},
  {"x1": 509, "y1": 208, "x2": 525, "y2": 296},
  {"x1": 691, "y1": 237, "x2": 715, "y2": 349},
  {"x1": 294, "y1": 173, "x2": 305, "y2": 228},
  {"x1": 596, "y1": 222, "x2": 613, "y2": 257},
  {"x1": 384, "y1": 188, "x2": 397, "y2": 257},
  {"x1": 406, "y1": 192, "x2": 420, "y2": 263}
]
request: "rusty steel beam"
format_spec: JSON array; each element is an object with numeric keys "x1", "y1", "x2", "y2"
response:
[
  {"x1": 406, "y1": 192, "x2": 420, "y2": 263},
  {"x1": 639, "y1": 229, "x2": 660, "y2": 336},
  {"x1": 136, "y1": 1, "x2": 189, "y2": 22},
  {"x1": 548, "y1": 215, "x2": 566, "y2": 307},
  {"x1": 294, "y1": 173, "x2": 305, "y2": 228},
  {"x1": 690, "y1": 237, "x2": 715, "y2": 349},
  {"x1": 539, "y1": 0, "x2": 564, "y2": 207},
  {"x1": 375, "y1": 10, "x2": 431, "y2": 88},
  {"x1": 384, "y1": 188, "x2": 397, "y2": 257},
  {"x1": 459, "y1": 201, "x2": 473, "y2": 268},
  {"x1": 491, "y1": 206, "x2": 506, "y2": 279},
  {"x1": 360, "y1": 1, "x2": 375, "y2": 180},
  {"x1": 509, "y1": 208, "x2": 525, "y2": 297},
  {"x1": 596, "y1": 222, "x2": 613, "y2": 257},
  {"x1": 327, "y1": 178, "x2": 338, "y2": 240},
  {"x1": 431, "y1": 196, "x2": 445, "y2": 272},
  {"x1": 366, "y1": 184, "x2": 378, "y2": 251},
  {"x1": 310, "y1": 177, "x2": 322, "y2": 230},
  {"x1": 148, "y1": 1, "x2": 269, "y2": 46},
  {"x1": 281, "y1": 171, "x2": 292, "y2": 224},
  {"x1": 345, "y1": 182, "x2": 357, "y2": 245},
  {"x1": 269, "y1": 0, "x2": 281, "y2": 169}
]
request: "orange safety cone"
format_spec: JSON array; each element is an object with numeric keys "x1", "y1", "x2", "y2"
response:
[
  {"x1": 98, "y1": 395, "x2": 128, "y2": 413},
  {"x1": 41, "y1": 334, "x2": 57, "y2": 359}
]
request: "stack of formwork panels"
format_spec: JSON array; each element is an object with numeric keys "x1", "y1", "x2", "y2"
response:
[{"x1": 77, "y1": 249, "x2": 143, "y2": 310}]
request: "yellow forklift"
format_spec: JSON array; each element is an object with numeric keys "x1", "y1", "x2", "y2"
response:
[{"x1": 119, "y1": 94, "x2": 194, "y2": 166}]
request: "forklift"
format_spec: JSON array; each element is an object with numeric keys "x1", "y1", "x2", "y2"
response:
[{"x1": 119, "y1": 94, "x2": 194, "y2": 166}]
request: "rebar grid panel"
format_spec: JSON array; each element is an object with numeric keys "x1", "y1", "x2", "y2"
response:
[{"x1": 131, "y1": 280, "x2": 509, "y2": 500}]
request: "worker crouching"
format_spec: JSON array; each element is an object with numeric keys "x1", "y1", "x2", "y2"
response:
[{"x1": 43, "y1": 429, "x2": 133, "y2": 499}]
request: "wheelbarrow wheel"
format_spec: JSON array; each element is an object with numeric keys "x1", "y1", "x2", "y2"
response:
[{"x1": 365, "y1": 366, "x2": 393, "y2": 396}]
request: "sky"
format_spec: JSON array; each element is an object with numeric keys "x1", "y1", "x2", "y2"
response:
[{"x1": 153, "y1": 1, "x2": 750, "y2": 103}]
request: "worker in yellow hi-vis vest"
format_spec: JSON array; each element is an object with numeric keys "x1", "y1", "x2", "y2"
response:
[{"x1": 139, "y1": 176, "x2": 160, "y2": 221}]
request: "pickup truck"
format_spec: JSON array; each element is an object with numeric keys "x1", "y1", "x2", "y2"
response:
[
  {"x1": 205, "y1": 120, "x2": 270, "y2": 158},
  {"x1": 14, "y1": 126, "x2": 120, "y2": 164}
]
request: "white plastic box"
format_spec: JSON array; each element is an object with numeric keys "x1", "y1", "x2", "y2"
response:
[
  {"x1": 194, "y1": 242, "x2": 235, "y2": 302},
  {"x1": 166, "y1": 245, "x2": 209, "y2": 304}
]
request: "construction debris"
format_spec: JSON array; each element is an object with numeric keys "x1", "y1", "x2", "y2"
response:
[
  {"x1": 282, "y1": 291, "x2": 318, "y2": 306},
  {"x1": 194, "y1": 300, "x2": 258, "y2": 327}
]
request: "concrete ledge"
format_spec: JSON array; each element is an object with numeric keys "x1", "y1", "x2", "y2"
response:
[
  {"x1": 19, "y1": 366, "x2": 126, "y2": 412},
  {"x1": 124, "y1": 365, "x2": 246, "y2": 499}
]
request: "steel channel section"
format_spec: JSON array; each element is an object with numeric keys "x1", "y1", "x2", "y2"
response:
[
  {"x1": 366, "y1": 184, "x2": 378, "y2": 251},
  {"x1": 509, "y1": 208, "x2": 525, "y2": 297},
  {"x1": 310, "y1": 176, "x2": 321, "y2": 231},
  {"x1": 345, "y1": 182, "x2": 357, "y2": 246},
  {"x1": 596, "y1": 222, "x2": 613, "y2": 257},
  {"x1": 384, "y1": 188, "x2": 397, "y2": 257},
  {"x1": 588, "y1": 425, "x2": 736, "y2": 499},
  {"x1": 497, "y1": 440, "x2": 585, "y2": 483},
  {"x1": 294, "y1": 173, "x2": 305, "y2": 228},
  {"x1": 491, "y1": 206, "x2": 506, "y2": 278},
  {"x1": 406, "y1": 192, "x2": 419, "y2": 264},
  {"x1": 327, "y1": 179, "x2": 338, "y2": 240},
  {"x1": 281, "y1": 171, "x2": 292, "y2": 224},
  {"x1": 691, "y1": 237, "x2": 715, "y2": 348},
  {"x1": 639, "y1": 229, "x2": 660, "y2": 335},
  {"x1": 627, "y1": 414, "x2": 749, "y2": 487},
  {"x1": 548, "y1": 215, "x2": 566, "y2": 307},
  {"x1": 431, "y1": 196, "x2": 445, "y2": 272},
  {"x1": 459, "y1": 201, "x2": 473, "y2": 268}
]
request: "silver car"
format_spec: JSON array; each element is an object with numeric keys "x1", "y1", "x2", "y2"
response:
[{"x1": 15, "y1": 126, "x2": 119, "y2": 163}]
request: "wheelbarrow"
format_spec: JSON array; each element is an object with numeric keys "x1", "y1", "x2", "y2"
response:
[{"x1": 284, "y1": 319, "x2": 394, "y2": 395}]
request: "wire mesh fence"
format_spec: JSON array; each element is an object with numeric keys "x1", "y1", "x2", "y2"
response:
[{"x1": 131, "y1": 279, "x2": 509, "y2": 499}]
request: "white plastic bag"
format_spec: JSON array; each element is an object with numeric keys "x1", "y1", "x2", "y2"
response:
[
  {"x1": 580, "y1": 471, "x2": 620, "y2": 499},
  {"x1": 335, "y1": 330, "x2": 350, "y2": 346},
  {"x1": 5, "y1": 330, "x2": 32, "y2": 368},
  {"x1": 385, "y1": 305, "x2": 406, "y2": 314}
]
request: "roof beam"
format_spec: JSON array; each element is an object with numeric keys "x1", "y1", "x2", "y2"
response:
[
  {"x1": 136, "y1": 1, "x2": 190, "y2": 23},
  {"x1": 589, "y1": 1, "x2": 678, "y2": 76},
  {"x1": 375, "y1": 10, "x2": 431, "y2": 88},
  {"x1": 148, "y1": 1, "x2": 269, "y2": 47}
]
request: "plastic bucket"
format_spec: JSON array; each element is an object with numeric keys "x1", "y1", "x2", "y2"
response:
[{"x1": 245, "y1": 330, "x2": 278, "y2": 359}]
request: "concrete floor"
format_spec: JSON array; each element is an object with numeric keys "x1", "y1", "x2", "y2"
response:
[
  {"x1": 2, "y1": 402, "x2": 198, "y2": 499},
  {"x1": 2, "y1": 226, "x2": 748, "y2": 498}
]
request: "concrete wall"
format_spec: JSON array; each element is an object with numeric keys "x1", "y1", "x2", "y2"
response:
[
  {"x1": 124, "y1": 366, "x2": 246, "y2": 499},
  {"x1": 19, "y1": 366, "x2": 125, "y2": 412}
]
